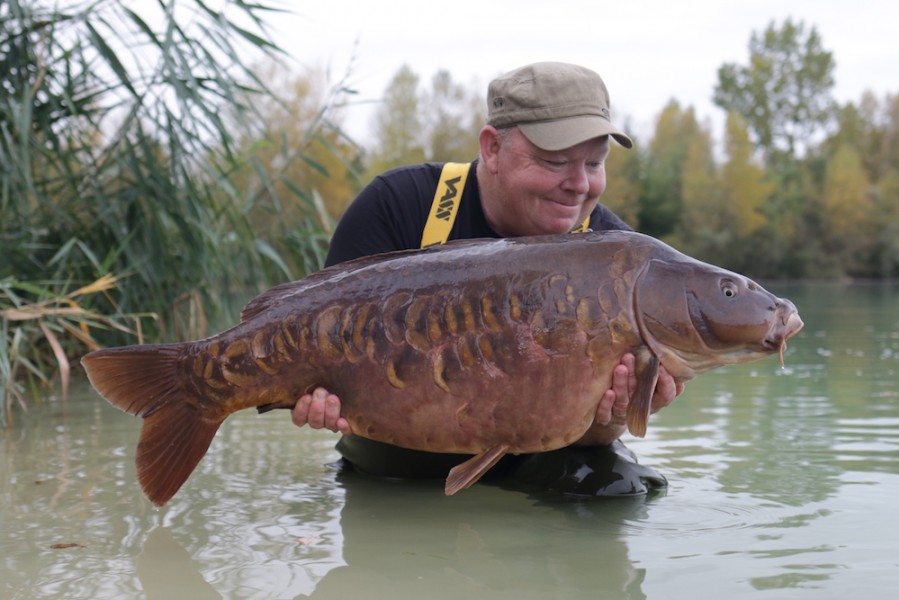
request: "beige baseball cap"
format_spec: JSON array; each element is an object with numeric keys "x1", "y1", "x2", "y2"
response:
[{"x1": 487, "y1": 62, "x2": 633, "y2": 150}]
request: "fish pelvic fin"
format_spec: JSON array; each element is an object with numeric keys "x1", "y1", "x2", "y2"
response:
[
  {"x1": 81, "y1": 344, "x2": 227, "y2": 507},
  {"x1": 626, "y1": 346, "x2": 660, "y2": 438},
  {"x1": 444, "y1": 444, "x2": 509, "y2": 496}
]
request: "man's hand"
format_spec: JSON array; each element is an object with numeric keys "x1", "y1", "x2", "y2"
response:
[
  {"x1": 578, "y1": 352, "x2": 686, "y2": 445},
  {"x1": 291, "y1": 387, "x2": 353, "y2": 435}
]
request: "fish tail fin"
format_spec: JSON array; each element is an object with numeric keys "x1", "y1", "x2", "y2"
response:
[
  {"x1": 81, "y1": 344, "x2": 227, "y2": 507},
  {"x1": 444, "y1": 444, "x2": 508, "y2": 495},
  {"x1": 136, "y1": 398, "x2": 225, "y2": 507}
]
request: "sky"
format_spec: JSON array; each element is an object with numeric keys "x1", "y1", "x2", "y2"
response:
[{"x1": 269, "y1": 0, "x2": 899, "y2": 146}]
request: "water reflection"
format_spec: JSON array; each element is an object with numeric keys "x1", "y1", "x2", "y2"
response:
[
  {"x1": 137, "y1": 528, "x2": 221, "y2": 599},
  {"x1": 133, "y1": 471, "x2": 658, "y2": 600},
  {"x1": 2, "y1": 282, "x2": 898, "y2": 598},
  {"x1": 298, "y1": 473, "x2": 656, "y2": 599}
]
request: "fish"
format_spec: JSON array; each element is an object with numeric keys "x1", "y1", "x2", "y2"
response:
[{"x1": 81, "y1": 230, "x2": 804, "y2": 507}]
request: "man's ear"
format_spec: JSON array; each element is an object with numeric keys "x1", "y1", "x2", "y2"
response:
[{"x1": 478, "y1": 125, "x2": 502, "y2": 173}]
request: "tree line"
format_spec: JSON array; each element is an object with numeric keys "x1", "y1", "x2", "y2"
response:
[{"x1": 355, "y1": 20, "x2": 899, "y2": 280}]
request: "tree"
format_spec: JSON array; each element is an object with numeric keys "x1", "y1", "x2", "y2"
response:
[
  {"x1": 867, "y1": 92, "x2": 899, "y2": 180},
  {"x1": 720, "y1": 112, "x2": 771, "y2": 239},
  {"x1": 638, "y1": 100, "x2": 706, "y2": 237},
  {"x1": 423, "y1": 70, "x2": 483, "y2": 162},
  {"x1": 821, "y1": 144, "x2": 874, "y2": 275},
  {"x1": 229, "y1": 64, "x2": 365, "y2": 276},
  {"x1": 366, "y1": 64, "x2": 427, "y2": 177},
  {"x1": 602, "y1": 125, "x2": 642, "y2": 227},
  {"x1": 846, "y1": 92, "x2": 899, "y2": 184},
  {"x1": 669, "y1": 124, "x2": 721, "y2": 258},
  {"x1": 366, "y1": 65, "x2": 485, "y2": 176},
  {"x1": 713, "y1": 18, "x2": 836, "y2": 163},
  {"x1": 872, "y1": 169, "x2": 899, "y2": 277}
]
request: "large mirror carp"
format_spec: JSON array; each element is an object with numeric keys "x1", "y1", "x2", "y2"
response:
[{"x1": 82, "y1": 231, "x2": 803, "y2": 507}]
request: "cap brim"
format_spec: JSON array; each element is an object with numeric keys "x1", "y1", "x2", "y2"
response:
[{"x1": 518, "y1": 116, "x2": 633, "y2": 151}]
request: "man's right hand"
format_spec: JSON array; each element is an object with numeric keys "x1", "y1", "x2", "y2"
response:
[{"x1": 291, "y1": 387, "x2": 353, "y2": 435}]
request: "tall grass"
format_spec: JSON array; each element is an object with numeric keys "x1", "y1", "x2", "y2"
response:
[
  {"x1": 0, "y1": 275, "x2": 153, "y2": 422},
  {"x1": 1, "y1": 0, "x2": 345, "y2": 425}
]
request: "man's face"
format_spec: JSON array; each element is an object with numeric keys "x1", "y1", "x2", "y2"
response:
[{"x1": 482, "y1": 128, "x2": 610, "y2": 237}]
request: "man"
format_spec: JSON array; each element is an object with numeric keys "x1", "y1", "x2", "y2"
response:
[{"x1": 292, "y1": 62, "x2": 684, "y2": 495}]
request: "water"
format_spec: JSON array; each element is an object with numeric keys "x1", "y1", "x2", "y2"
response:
[{"x1": 2, "y1": 282, "x2": 897, "y2": 599}]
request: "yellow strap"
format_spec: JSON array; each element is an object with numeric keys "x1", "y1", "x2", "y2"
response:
[
  {"x1": 421, "y1": 162, "x2": 471, "y2": 248},
  {"x1": 570, "y1": 217, "x2": 591, "y2": 233}
]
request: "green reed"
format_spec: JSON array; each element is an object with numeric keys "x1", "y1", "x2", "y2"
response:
[{"x1": 1, "y1": 0, "x2": 341, "y2": 424}]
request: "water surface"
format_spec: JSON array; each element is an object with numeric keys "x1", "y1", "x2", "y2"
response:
[{"x1": 2, "y1": 282, "x2": 897, "y2": 599}]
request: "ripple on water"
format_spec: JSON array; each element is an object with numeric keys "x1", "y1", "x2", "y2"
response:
[
  {"x1": 618, "y1": 492, "x2": 789, "y2": 539},
  {"x1": 831, "y1": 417, "x2": 899, "y2": 468}
]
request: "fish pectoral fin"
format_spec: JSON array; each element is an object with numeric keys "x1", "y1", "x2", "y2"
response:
[
  {"x1": 444, "y1": 444, "x2": 509, "y2": 496},
  {"x1": 626, "y1": 346, "x2": 660, "y2": 438}
]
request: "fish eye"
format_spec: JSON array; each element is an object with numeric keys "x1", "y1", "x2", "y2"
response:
[{"x1": 721, "y1": 280, "x2": 739, "y2": 298}]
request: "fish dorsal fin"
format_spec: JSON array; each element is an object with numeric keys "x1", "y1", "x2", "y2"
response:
[
  {"x1": 626, "y1": 346, "x2": 660, "y2": 438},
  {"x1": 240, "y1": 279, "x2": 315, "y2": 322},
  {"x1": 238, "y1": 251, "x2": 424, "y2": 322},
  {"x1": 239, "y1": 240, "x2": 503, "y2": 322},
  {"x1": 444, "y1": 444, "x2": 509, "y2": 495}
]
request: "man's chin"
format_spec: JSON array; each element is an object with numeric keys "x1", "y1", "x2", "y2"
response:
[{"x1": 540, "y1": 216, "x2": 584, "y2": 235}]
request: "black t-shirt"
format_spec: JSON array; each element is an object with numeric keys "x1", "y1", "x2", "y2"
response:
[{"x1": 325, "y1": 161, "x2": 632, "y2": 267}]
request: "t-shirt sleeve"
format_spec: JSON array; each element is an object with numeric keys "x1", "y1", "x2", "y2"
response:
[{"x1": 324, "y1": 168, "x2": 436, "y2": 267}]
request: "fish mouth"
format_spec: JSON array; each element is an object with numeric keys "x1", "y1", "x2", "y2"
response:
[{"x1": 764, "y1": 311, "x2": 804, "y2": 365}]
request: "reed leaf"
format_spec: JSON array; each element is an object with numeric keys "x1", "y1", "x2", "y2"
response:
[{"x1": 2, "y1": 0, "x2": 352, "y2": 420}]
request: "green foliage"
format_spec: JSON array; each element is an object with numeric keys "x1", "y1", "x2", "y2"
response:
[
  {"x1": 424, "y1": 70, "x2": 485, "y2": 162},
  {"x1": 0, "y1": 275, "x2": 150, "y2": 424},
  {"x1": 365, "y1": 64, "x2": 484, "y2": 177},
  {"x1": 1, "y1": 0, "x2": 348, "y2": 417},
  {"x1": 821, "y1": 144, "x2": 873, "y2": 275},
  {"x1": 227, "y1": 63, "x2": 366, "y2": 274},
  {"x1": 713, "y1": 18, "x2": 836, "y2": 163},
  {"x1": 720, "y1": 113, "x2": 771, "y2": 239},
  {"x1": 638, "y1": 100, "x2": 708, "y2": 237},
  {"x1": 602, "y1": 126, "x2": 642, "y2": 226},
  {"x1": 827, "y1": 92, "x2": 899, "y2": 184},
  {"x1": 365, "y1": 65, "x2": 427, "y2": 176},
  {"x1": 666, "y1": 123, "x2": 722, "y2": 258},
  {"x1": 872, "y1": 170, "x2": 899, "y2": 278}
]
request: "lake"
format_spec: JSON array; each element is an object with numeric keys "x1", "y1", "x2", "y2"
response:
[{"x1": 2, "y1": 282, "x2": 897, "y2": 599}]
